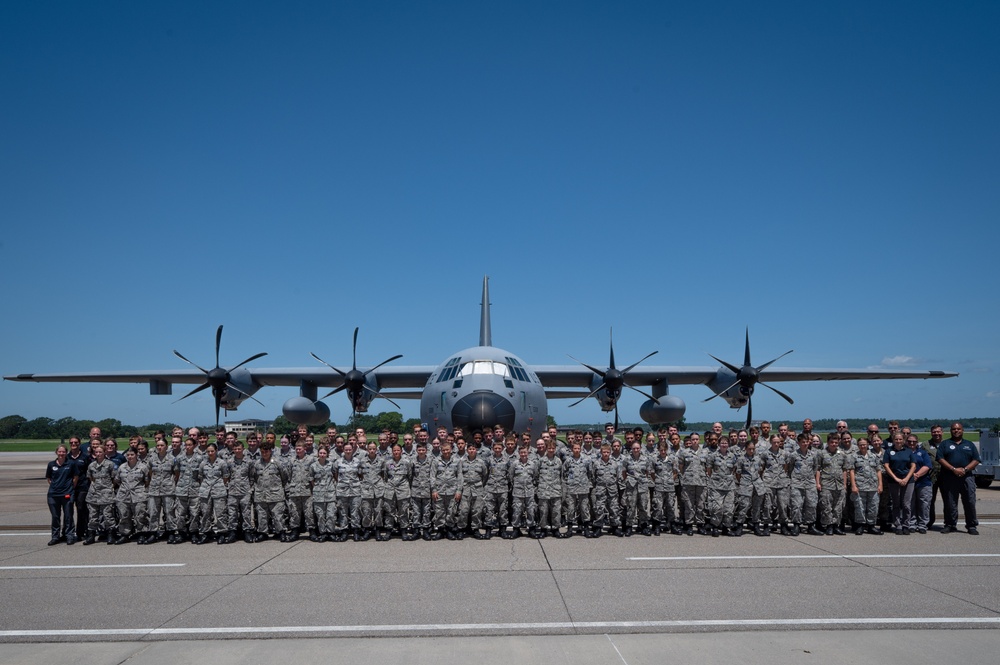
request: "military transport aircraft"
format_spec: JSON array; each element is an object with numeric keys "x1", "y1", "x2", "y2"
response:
[{"x1": 5, "y1": 278, "x2": 957, "y2": 432}]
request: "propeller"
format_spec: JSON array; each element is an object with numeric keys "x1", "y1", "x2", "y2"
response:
[
  {"x1": 173, "y1": 325, "x2": 267, "y2": 427},
  {"x1": 567, "y1": 328, "x2": 658, "y2": 431},
  {"x1": 703, "y1": 327, "x2": 794, "y2": 428},
  {"x1": 310, "y1": 327, "x2": 403, "y2": 417}
]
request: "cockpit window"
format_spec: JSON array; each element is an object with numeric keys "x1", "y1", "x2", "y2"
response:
[
  {"x1": 437, "y1": 357, "x2": 462, "y2": 383},
  {"x1": 458, "y1": 361, "x2": 510, "y2": 378},
  {"x1": 505, "y1": 357, "x2": 531, "y2": 382}
]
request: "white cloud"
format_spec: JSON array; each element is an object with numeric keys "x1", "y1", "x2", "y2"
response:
[
  {"x1": 881, "y1": 355, "x2": 919, "y2": 367},
  {"x1": 987, "y1": 391, "x2": 1000, "y2": 399}
]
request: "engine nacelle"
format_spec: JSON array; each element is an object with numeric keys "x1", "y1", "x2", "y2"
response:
[
  {"x1": 590, "y1": 375, "x2": 618, "y2": 412},
  {"x1": 219, "y1": 369, "x2": 260, "y2": 411},
  {"x1": 706, "y1": 370, "x2": 751, "y2": 408},
  {"x1": 282, "y1": 397, "x2": 331, "y2": 426},
  {"x1": 639, "y1": 395, "x2": 686, "y2": 425}
]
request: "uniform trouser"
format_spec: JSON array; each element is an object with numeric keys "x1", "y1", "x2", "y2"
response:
[
  {"x1": 433, "y1": 494, "x2": 459, "y2": 530},
  {"x1": 74, "y1": 488, "x2": 89, "y2": 539},
  {"x1": 485, "y1": 491, "x2": 509, "y2": 528},
  {"x1": 312, "y1": 500, "x2": 336, "y2": 534},
  {"x1": 360, "y1": 496, "x2": 378, "y2": 529},
  {"x1": 674, "y1": 483, "x2": 686, "y2": 524},
  {"x1": 853, "y1": 490, "x2": 880, "y2": 526},
  {"x1": 87, "y1": 501, "x2": 115, "y2": 533},
  {"x1": 174, "y1": 495, "x2": 200, "y2": 533},
  {"x1": 537, "y1": 496, "x2": 562, "y2": 530},
  {"x1": 409, "y1": 497, "x2": 433, "y2": 530},
  {"x1": 909, "y1": 485, "x2": 932, "y2": 529},
  {"x1": 707, "y1": 487, "x2": 735, "y2": 528},
  {"x1": 841, "y1": 480, "x2": 854, "y2": 525},
  {"x1": 682, "y1": 485, "x2": 707, "y2": 526},
  {"x1": 928, "y1": 480, "x2": 940, "y2": 527},
  {"x1": 565, "y1": 492, "x2": 592, "y2": 527},
  {"x1": 382, "y1": 496, "x2": 411, "y2": 530},
  {"x1": 116, "y1": 499, "x2": 148, "y2": 536},
  {"x1": 790, "y1": 486, "x2": 819, "y2": 525},
  {"x1": 878, "y1": 487, "x2": 892, "y2": 526},
  {"x1": 199, "y1": 496, "x2": 228, "y2": 534},
  {"x1": 591, "y1": 485, "x2": 620, "y2": 529},
  {"x1": 940, "y1": 474, "x2": 978, "y2": 529},
  {"x1": 652, "y1": 489, "x2": 675, "y2": 526},
  {"x1": 763, "y1": 486, "x2": 790, "y2": 526},
  {"x1": 335, "y1": 496, "x2": 361, "y2": 530},
  {"x1": 820, "y1": 486, "x2": 846, "y2": 527},
  {"x1": 370, "y1": 497, "x2": 384, "y2": 527},
  {"x1": 227, "y1": 494, "x2": 253, "y2": 532},
  {"x1": 624, "y1": 485, "x2": 651, "y2": 527},
  {"x1": 887, "y1": 482, "x2": 914, "y2": 529},
  {"x1": 511, "y1": 494, "x2": 537, "y2": 528},
  {"x1": 256, "y1": 500, "x2": 287, "y2": 534},
  {"x1": 735, "y1": 491, "x2": 763, "y2": 526},
  {"x1": 47, "y1": 494, "x2": 74, "y2": 539},
  {"x1": 147, "y1": 495, "x2": 176, "y2": 533},
  {"x1": 457, "y1": 492, "x2": 487, "y2": 530},
  {"x1": 287, "y1": 495, "x2": 315, "y2": 531}
]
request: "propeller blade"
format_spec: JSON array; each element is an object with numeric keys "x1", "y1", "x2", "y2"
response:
[
  {"x1": 319, "y1": 384, "x2": 348, "y2": 402},
  {"x1": 362, "y1": 354, "x2": 404, "y2": 377},
  {"x1": 310, "y1": 352, "x2": 348, "y2": 378},
  {"x1": 624, "y1": 383, "x2": 658, "y2": 403},
  {"x1": 613, "y1": 403, "x2": 619, "y2": 433},
  {"x1": 743, "y1": 327, "x2": 751, "y2": 367},
  {"x1": 759, "y1": 381, "x2": 795, "y2": 405},
  {"x1": 214, "y1": 394, "x2": 221, "y2": 429},
  {"x1": 228, "y1": 352, "x2": 268, "y2": 373},
  {"x1": 362, "y1": 384, "x2": 401, "y2": 409},
  {"x1": 702, "y1": 378, "x2": 741, "y2": 403},
  {"x1": 621, "y1": 350, "x2": 658, "y2": 375},
  {"x1": 567, "y1": 355, "x2": 607, "y2": 379},
  {"x1": 173, "y1": 350, "x2": 209, "y2": 374},
  {"x1": 746, "y1": 395, "x2": 752, "y2": 430},
  {"x1": 755, "y1": 349, "x2": 794, "y2": 373},
  {"x1": 226, "y1": 382, "x2": 265, "y2": 407},
  {"x1": 352, "y1": 327, "x2": 359, "y2": 370},
  {"x1": 708, "y1": 353, "x2": 741, "y2": 375},
  {"x1": 173, "y1": 381, "x2": 211, "y2": 403},
  {"x1": 608, "y1": 328, "x2": 616, "y2": 370},
  {"x1": 569, "y1": 382, "x2": 607, "y2": 408},
  {"x1": 215, "y1": 325, "x2": 223, "y2": 369}
]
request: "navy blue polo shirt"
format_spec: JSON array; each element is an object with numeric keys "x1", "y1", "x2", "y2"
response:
[
  {"x1": 936, "y1": 439, "x2": 981, "y2": 468},
  {"x1": 45, "y1": 458, "x2": 78, "y2": 497},
  {"x1": 883, "y1": 447, "x2": 914, "y2": 479}
]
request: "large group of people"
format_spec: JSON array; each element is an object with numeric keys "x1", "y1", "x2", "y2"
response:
[{"x1": 44, "y1": 419, "x2": 982, "y2": 546}]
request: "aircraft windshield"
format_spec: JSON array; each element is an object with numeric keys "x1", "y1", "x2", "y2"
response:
[{"x1": 458, "y1": 361, "x2": 510, "y2": 378}]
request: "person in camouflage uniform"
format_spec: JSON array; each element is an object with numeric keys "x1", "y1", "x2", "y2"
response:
[
  {"x1": 285, "y1": 442, "x2": 315, "y2": 542},
  {"x1": 591, "y1": 443, "x2": 622, "y2": 537},
  {"x1": 226, "y1": 440, "x2": 257, "y2": 543},
  {"x1": 83, "y1": 443, "x2": 117, "y2": 545},
  {"x1": 677, "y1": 434, "x2": 710, "y2": 535},
  {"x1": 457, "y1": 442, "x2": 490, "y2": 538},
  {"x1": 382, "y1": 444, "x2": 414, "y2": 540},
  {"x1": 409, "y1": 442, "x2": 435, "y2": 540},
  {"x1": 651, "y1": 443, "x2": 678, "y2": 535},
  {"x1": 622, "y1": 442, "x2": 653, "y2": 536},
  {"x1": 485, "y1": 441, "x2": 513, "y2": 539},
  {"x1": 252, "y1": 444, "x2": 289, "y2": 542},
  {"x1": 143, "y1": 438, "x2": 177, "y2": 544},
  {"x1": 194, "y1": 444, "x2": 230, "y2": 544},
  {"x1": 536, "y1": 440, "x2": 565, "y2": 538},
  {"x1": 760, "y1": 435, "x2": 792, "y2": 535},
  {"x1": 734, "y1": 441, "x2": 766, "y2": 536},
  {"x1": 818, "y1": 433, "x2": 850, "y2": 535},
  {"x1": 113, "y1": 448, "x2": 149, "y2": 544},
  {"x1": 850, "y1": 437, "x2": 883, "y2": 535},
  {"x1": 563, "y1": 441, "x2": 594, "y2": 538},
  {"x1": 430, "y1": 442, "x2": 464, "y2": 540},
  {"x1": 509, "y1": 445, "x2": 539, "y2": 538},
  {"x1": 309, "y1": 446, "x2": 337, "y2": 542},
  {"x1": 789, "y1": 433, "x2": 823, "y2": 536},
  {"x1": 334, "y1": 443, "x2": 364, "y2": 541},
  {"x1": 706, "y1": 438, "x2": 737, "y2": 536}
]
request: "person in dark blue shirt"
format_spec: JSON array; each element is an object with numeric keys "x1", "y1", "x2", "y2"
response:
[
  {"x1": 882, "y1": 433, "x2": 915, "y2": 535},
  {"x1": 935, "y1": 423, "x2": 981, "y2": 535},
  {"x1": 45, "y1": 445, "x2": 79, "y2": 545},
  {"x1": 68, "y1": 436, "x2": 91, "y2": 541}
]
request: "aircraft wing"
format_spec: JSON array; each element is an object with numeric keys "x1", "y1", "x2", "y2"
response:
[
  {"x1": 4, "y1": 366, "x2": 437, "y2": 389},
  {"x1": 532, "y1": 365, "x2": 957, "y2": 390}
]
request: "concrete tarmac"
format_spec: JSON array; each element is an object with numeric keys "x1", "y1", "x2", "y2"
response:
[{"x1": 3, "y1": 452, "x2": 999, "y2": 663}]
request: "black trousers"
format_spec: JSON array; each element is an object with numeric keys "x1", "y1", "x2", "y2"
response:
[{"x1": 940, "y1": 474, "x2": 977, "y2": 529}]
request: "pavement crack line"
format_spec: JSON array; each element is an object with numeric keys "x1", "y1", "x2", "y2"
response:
[
  {"x1": 788, "y1": 535, "x2": 1000, "y2": 617},
  {"x1": 538, "y1": 540, "x2": 576, "y2": 632},
  {"x1": 144, "y1": 542, "x2": 297, "y2": 637},
  {"x1": 605, "y1": 633, "x2": 630, "y2": 665},
  {"x1": 116, "y1": 642, "x2": 153, "y2": 665}
]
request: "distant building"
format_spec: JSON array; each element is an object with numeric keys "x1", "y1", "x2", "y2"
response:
[{"x1": 224, "y1": 419, "x2": 273, "y2": 436}]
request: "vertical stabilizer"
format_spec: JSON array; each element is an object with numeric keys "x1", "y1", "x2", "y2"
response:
[{"x1": 480, "y1": 276, "x2": 492, "y2": 347}]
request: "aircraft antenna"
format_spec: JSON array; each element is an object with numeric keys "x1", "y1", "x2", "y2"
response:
[{"x1": 480, "y1": 275, "x2": 492, "y2": 347}]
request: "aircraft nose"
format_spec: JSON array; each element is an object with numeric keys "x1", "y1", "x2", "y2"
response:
[{"x1": 451, "y1": 391, "x2": 516, "y2": 433}]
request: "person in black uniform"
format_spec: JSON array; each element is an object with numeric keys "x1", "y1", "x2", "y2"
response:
[
  {"x1": 936, "y1": 422, "x2": 981, "y2": 535},
  {"x1": 67, "y1": 436, "x2": 91, "y2": 541},
  {"x1": 45, "y1": 445, "x2": 79, "y2": 545}
]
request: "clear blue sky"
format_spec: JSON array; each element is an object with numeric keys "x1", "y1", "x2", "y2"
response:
[{"x1": 2, "y1": 1, "x2": 997, "y2": 429}]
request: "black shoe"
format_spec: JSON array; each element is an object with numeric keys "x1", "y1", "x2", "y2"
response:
[
  {"x1": 641, "y1": 524, "x2": 653, "y2": 536},
  {"x1": 833, "y1": 527, "x2": 846, "y2": 536},
  {"x1": 309, "y1": 530, "x2": 321, "y2": 542},
  {"x1": 623, "y1": 526, "x2": 633, "y2": 537},
  {"x1": 854, "y1": 526, "x2": 864, "y2": 535},
  {"x1": 710, "y1": 527, "x2": 719, "y2": 538},
  {"x1": 697, "y1": 525, "x2": 708, "y2": 536},
  {"x1": 968, "y1": 527, "x2": 979, "y2": 535},
  {"x1": 83, "y1": 532, "x2": 97, "y2": 546},
  {"x1": 901, "y1": 527, "x2": 910, "y2": 535},
  {"x1": 244, "y1": 530, "x2": 256, "y2": 544},
  {"x1": 685, "y1": 525, "x2": 694, "y2": 536},
  {"x1": 894, "y1": 528, "x2": 903, "y2": 535},
  {"x1": 789, "y1": 524, "x2": 800, "y2": 537},
  {"x1": 106, "y1": 531, "x2": 116, "y2": 545},
  {"x1": 916, "y1": 527, "x2": 927, "y2": 534},
  {"x1": 216, "y1": 532, "x2": 227, "y2": 544},
  {"x1": 941, "y1": 525, "x2": 956, "y2": 534},
  {"x1": 47, "y1": 537, "x2": 59, "y2": 546},
  {"x1": 825, "y1": 526, "x2": 834, "y2": 536},
  {"x1": 808, "y1": 525, "x2": 825, "y2": 536},
  {"x1": 114, "y1": 535, "x2": 131, "y2": 545},
  {"x1": 762, "y1": 526, "x2": 771, "y2": 537},
  {"x1": 65, "y1": 535, "x2": 76, "y2": 546},
  {"x1": 753, "y1": 525, "x2": 765, "y2": 537},
  {"x1": 671, "y1": 524, "x2": 684, "y2": 536},
  {"x1": 732, "y1": 526, "x2": 742, "y2": 537}
]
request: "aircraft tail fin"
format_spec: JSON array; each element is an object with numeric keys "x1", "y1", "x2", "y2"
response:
[{"x1": 480, "y1": 275, "x2": 492, "y2": 347}]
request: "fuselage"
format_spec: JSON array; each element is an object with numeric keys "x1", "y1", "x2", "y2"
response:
[{"x1": 419, "y1": 345, "x2": 548, "y2": 436}]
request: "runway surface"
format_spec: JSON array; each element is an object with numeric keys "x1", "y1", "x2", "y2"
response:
[{"x1": 3, "y1": 452, "x2": 998, "y2": 663}]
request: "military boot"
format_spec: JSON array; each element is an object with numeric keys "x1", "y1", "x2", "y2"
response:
[
  {"x1": 732, "y1": 525, "x2": 743, "y2": 537},
  {"x1": 83, "y1": 530, "x2": 97, "y2": 546},
  {"x1": 753, "y1": 524, "x2": 766, "y2": 537},
  {"x1": 652, "y1": 521, "x2": 662, "y2": 536},
  {"x1": 308, "y1": 529, "x2": 321, "y2": 542},
  {"x1": 106, "y1": 530, "x2": 116, "y2": 545},
  {"x1": 808, "y1": 524, "x2": 824, "y2": 536}
]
